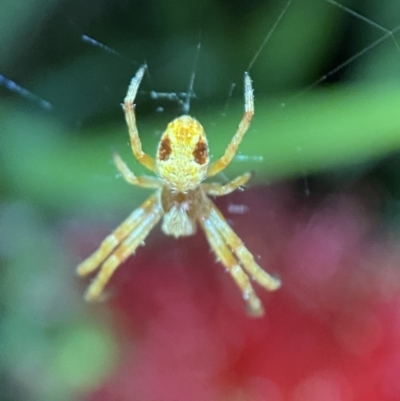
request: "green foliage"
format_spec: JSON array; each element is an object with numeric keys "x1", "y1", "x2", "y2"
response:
[
  {"x1": 2, "y1": 82, "x2": 400, "y2": 214},
  {"x1": 1, "y1": 0, "x2": 400, "y2": 400}
]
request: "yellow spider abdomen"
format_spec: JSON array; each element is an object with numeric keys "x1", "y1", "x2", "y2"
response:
[{"x1": 156, "y1": 115, "x2": 209, "y2": 191}]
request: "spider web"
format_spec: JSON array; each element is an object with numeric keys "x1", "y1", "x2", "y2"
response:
[
  {"x1": 2, "y1": 5, "x2": 400, "y2": 398},
  {"x1": 1, "y1": 0, "x2": 400, "y2": 201},
  {"x1": 1, "y1": 0, "x2": 399, "y2": 213},
  {"x1": 1, "y1": 0, "x2": 400, "y2": 112},
  {"x1": 248, "y1": 0, "x2": 400, "y2": 86}
]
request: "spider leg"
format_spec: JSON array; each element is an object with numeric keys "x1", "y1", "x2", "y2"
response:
[
  {"x1": 123, "y1": 65, "x2": 156, "y2": 172},
  {"x1": 113, "y1": 152, "x2": 162, "y2": 188},
  {"x1": 77, "y1": 192, "x2": 160, "y2": 277},
  {"x1": 207, "y1": 72, "x2": 254, "y2": 177},
  {"x1": 199, "y1": 212, "x2": 265, "y2": 316},
  {"x1": 208, "y1": 201, "x2": 281, "y2": 292},
  {"x1": 202, "y1": 172, "x2": 251, "y2": 196},
  {"x1": 84, "y1": 195, "x2": 163, "y2": 301}
]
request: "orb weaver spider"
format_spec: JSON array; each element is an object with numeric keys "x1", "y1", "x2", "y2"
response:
[{"x1": 76, "y1": 65, "x2": 281, "y2": 316}]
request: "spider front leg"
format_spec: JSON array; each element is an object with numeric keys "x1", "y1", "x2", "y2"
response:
[
  {"x1": 123, "y1": 65, "x2": 156, "y2": 172},
  {"x1": 199, "y1": 209, "x2": 264, "y2": 316},
  {"x1": 83, "y1": 193, "x2": 163, "y2": 301},
  {"x1": 207, "y1": 72, "x2": 254, "y2": 178}
]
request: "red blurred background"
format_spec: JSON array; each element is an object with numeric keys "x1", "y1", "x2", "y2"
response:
[{"x1": 75, "y1": 184, "x2": 400, "y2": 401}]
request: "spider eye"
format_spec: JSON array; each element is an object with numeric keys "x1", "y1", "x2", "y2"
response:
[
  {"x1": 192, "y1": 140, "x2": 208, "y2": 165},
  {"x1": 158, "y1": 136, "x2": 172, "y2": 161}
]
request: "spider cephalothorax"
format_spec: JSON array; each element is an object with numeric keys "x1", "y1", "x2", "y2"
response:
[
  {"x1": 157, "y1": 116, "x2": 209, "y2": 191},
  {"x1": 76, "y1": 66, "x2": 281, "y2": 317}
]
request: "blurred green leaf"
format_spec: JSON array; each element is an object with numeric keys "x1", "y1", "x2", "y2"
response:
[{"x1": 2, "y1": 82, "x2": 400, "y2": 215}]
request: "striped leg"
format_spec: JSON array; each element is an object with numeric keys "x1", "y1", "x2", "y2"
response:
[
  {"x1": 206, "y1": 72, "x2": 254, "y2": 178},
  {"x1": 208, "y1": 202, "x2": 281, "y2": 292},
  {"x1": 77, "y1": 193, "x2": 159, "y2": 277},
  {"x1": 201, "y1": 173, "x2": 251, "y2": 196},
  {"x1": 113, "y1": 152, "x2": 162, "y2": 188},
  {"x1": 123, "y1": 65, "x2": 156, "y2": 172},
  {"x1": 84, "y1": 197, "x2": 163, "y2": 301},
  {"x1": 199, "y1": 213, "x2": 264, "y2": 317}
]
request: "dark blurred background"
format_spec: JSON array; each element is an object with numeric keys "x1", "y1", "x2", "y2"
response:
[{"x1": 2, "y1": 0, "x2": 400, "y2": 400}]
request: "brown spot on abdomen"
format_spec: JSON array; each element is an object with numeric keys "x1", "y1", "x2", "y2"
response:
[
  {"x1": 193, "y1": 141, "x2": 208, "y2": 165},
  {"x1": 158, "y1": 136, "x2": 172, "y2": 161}
]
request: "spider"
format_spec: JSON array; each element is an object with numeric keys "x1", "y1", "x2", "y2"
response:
[{"x1": 76, "y1": 65, "x2": 281, "y2": 317}]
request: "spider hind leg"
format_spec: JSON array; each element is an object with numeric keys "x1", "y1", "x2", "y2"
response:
[
  {"x1": 77, "y1": 193, "x2": 162, "y2": 301},
  {"x1": 84, "y1": 195, "x2": 163, "y2": 301},
  {"x1": 208, "y1": 203, "x2": 281, "y2": 292},
  {"x1": 200, "y1": 199, "x2": 281, "y2": 316},
  {"x1": 199, "y1": 209, "x2": 264, "y2": 316}
]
